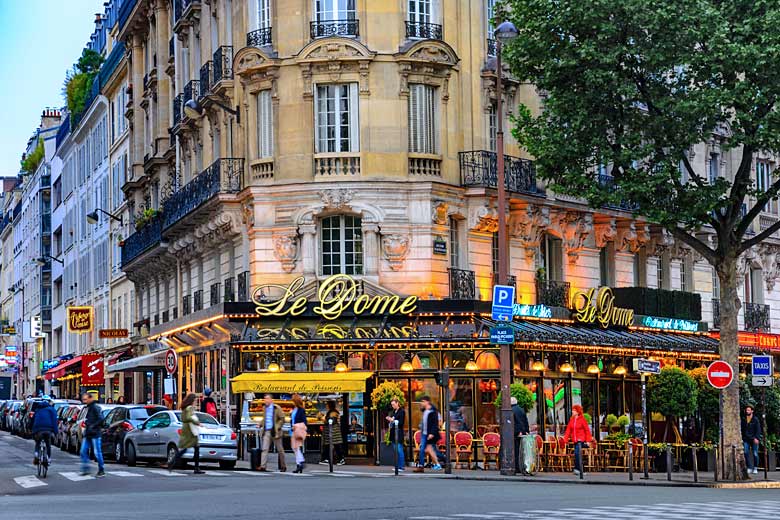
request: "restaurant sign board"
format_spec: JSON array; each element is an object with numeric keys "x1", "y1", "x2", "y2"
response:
[
  {"x1": 81, "y1": 354, "x2": 104, "y2": 386},
  {"x1": 99, "y1": 329, "x2": 129, "y2": 339},
  {"x1": 572, "y1": 287, "x2": 634, "y2": 328},
  {"x1": 633, "y1": 358, "x2": 661, "y2": 375},
  {"x1": 67, "y1": 306, "x2": 93, "y2": 334},
  {"x1": 641, "y1": 315, "x2": 700, "y2": 332}
]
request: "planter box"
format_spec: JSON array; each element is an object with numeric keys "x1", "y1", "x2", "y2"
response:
[
  {"x1": 680, "y1": 448, "x2": 717, "y2": 471},
  {"x1": 379, "y1": 442, "x2": 403, "y2": 466},
  {"x1": 652, "y1": 450, "x2": 677, "y2": 473},
  {"x1": 760, "y1": 449, "x2": 777, "y2": 471}
]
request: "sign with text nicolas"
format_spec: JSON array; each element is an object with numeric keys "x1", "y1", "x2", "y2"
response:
[
  {"x1": 67, "y1": 306, "x2": 93, "y2": 334},
  {"x1": 81, "y1": 354, "x2": 104, "y2": 386},
  {"x1": 99, "y1": 329, "x2": 129, "y2": 339}
]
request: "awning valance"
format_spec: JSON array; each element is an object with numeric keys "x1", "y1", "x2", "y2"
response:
[
  {"x1": 107, "y1": 351, "x2": 166, "y2": 373},
  {"x1": 45, "y1": 356, "x2": 82, "y2": 380},
  {"x1": 231, "y1": 371, "x2": 373, "y2": 394}
]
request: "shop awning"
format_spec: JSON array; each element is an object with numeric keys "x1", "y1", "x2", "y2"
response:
[
  {"x1": 106, "y1": 349, "x2": 132, "y2": 366},
  {"x1": 45, "y1": 356, "x2": 82, "y2": 380},
  {"x1": 231, "y1": 371, "x2": 373, "y2": 394},
  {"x1": 107, "y1": 351, "x2": 166, "y2": 373}
]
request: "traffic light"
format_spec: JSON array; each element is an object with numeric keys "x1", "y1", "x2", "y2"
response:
[
  {"x1": 434, "y1": 369, "x2": 449, "y2": 387},
  {"x1": 30, "y1": 315, "x2": 44, "y2": 338}
]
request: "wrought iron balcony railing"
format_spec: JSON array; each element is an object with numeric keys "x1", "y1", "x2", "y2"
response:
[
  {"x1": 213, "y1": 46, "x2": 233, "y2": 83},
  {"x1": 310, "y1": 19, "x2": 359, "y2": 39},
  {"x1": 172, "y1": 93, "x2": 183, "y2": 126},
  {"x1": 712, "y1": 298, "x2": 721, "y2": 329},
  {"x1": 535, "y1": 279, "x2": 571, "y2": 307},
  {"x1": 194, "y1": 290, "x2": 203, "y2": 312},
  {"x1": 224, "y1": 277, "x2": 235, "y2": 302},
  {"x1": 247, "y1": 28, "x2": 272, "y2": 47},
  {"x1": 449, "y1": 268, "x2": 476, "y2": 300},
  {"x1": 493, "y1": 273, "x2": 517, "y2": 288},
  {"x1": 199, "y1": 62, "x2": 212, "y2": 98},
  {"x1": 238, "y1": 271, "x2": 250, "y2": 301},
  {"x1": 121, "y1": 213, "x2": 162, "y2": 267},
  {"x1": 161, "y1": 158, "x2": 244, "y2": 230},
  {"x1": 745, "y1": 302, "x2": 770, "y2": 332},
  {"x1": 459, "y1": 150, "x2": 544, "y2": 196},
  {"x1": 183, "y1": 295, "x2": 191, "y2": 316},
  {"x1": 405, "y1": 21, "x2": 443, "y2": 40},
  {"x1": 597, "y1": 174, "x2": 640, "y2": 211}
]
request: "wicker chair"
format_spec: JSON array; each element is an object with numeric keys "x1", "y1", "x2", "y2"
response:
[
  {"x1": 454, "y1": 431, "x2": 473, "y2": 469},
  {"x1": 482, "y1": 432, "x2": 501, "y2": 470}
]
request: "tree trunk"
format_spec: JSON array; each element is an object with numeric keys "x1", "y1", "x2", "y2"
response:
[{"x1": 717, "y1": 255, "x2": 748, "y2": 480}]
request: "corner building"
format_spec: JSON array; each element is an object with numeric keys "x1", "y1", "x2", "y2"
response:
[{"x1": 113, "y1": 0, "x2": 780, "y2": 462}]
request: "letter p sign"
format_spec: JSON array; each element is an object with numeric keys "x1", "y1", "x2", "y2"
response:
[{"x1": 491, "y1": 285, "x2": 516, "y2": 322}]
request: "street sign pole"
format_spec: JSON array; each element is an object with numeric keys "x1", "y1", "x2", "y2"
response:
[
  {"x1": 641, "y1": 373, "x2": 649, "y2": 479},
  {"x1": 762, "y1": 386, "x2": 768, "y2": 480},
  {"x1": 491, "y1": 284, "x2": 516, "y2": 476}
]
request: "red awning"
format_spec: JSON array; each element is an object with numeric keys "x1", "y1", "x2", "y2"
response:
[
  {"x1": 45, "y1": 355, "x2": 82, "y2": 380},
  {"x1": 106, "y1": 349, "x2": 132, "y2": 366}
]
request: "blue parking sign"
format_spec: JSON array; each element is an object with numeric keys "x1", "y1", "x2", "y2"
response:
[
  {"x1": 491, "y1": 285, "x2": 515, "y2": 321},
  {"x1": 752, "y1": 355, "x2": 773, "y2": 377}
]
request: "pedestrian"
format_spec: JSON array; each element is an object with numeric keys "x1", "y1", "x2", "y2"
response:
[
  {"x1": 259, "y1": 394, "x2": 286, "y2": 472},
  {"x1": 563, "y1": 404, "x2": 593, "y2": 476},
  {"x1": 511, "y1": 396, "x2": 530, "y2": 474},
  {"x1": 321, "y1": 400, "x2": 345, "y2": 465},
  {"x1": 200, "y1": 388, "x2": 217, "y2": 418},
  {"x1": 291, "y1": 393, "x2": 307, "y2": 473},
  {"x1": 32, "y1": 396, "x2": 57, "y2": 466},
  {"x1": 106, "y1": 397, "x2": 114, "y2": 404},
  {"x1": 49, "y1": 391, "x2": 56, "y2": 399},
  {"x1": 117, "y1": 396, "x2": 126, "y2": 404},
  {"x1": 163, "y1": 394, "x2": 174, "y2": 410},
  {"x1": 386, "y1": 397, "x2": 405, "y2": 472},
  {"x1": 742, "y1": 405, "x2": 762, "y2": 475},
  {"x1": 414, "y1": 396, "x2": 442, "y2": 473},
  {"x1": 169, "y1": 392, "x2": 204, "y2": 475},
  {"x1": 79, "y1": 391, "x2": 105, "y2": 477}
]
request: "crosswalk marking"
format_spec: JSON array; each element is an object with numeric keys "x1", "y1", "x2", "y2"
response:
[
  {"x1": 203, "y1": 471, "x2": 229, "y2": 476},
  {"x1": 59, "y1": 471, "x2": 95, "y2": 481},
  {"x1": 14, "y1": 476, "x2": 47, "y2": 488},
  {"x1": 107, "y1": 471, "x2": 143, "y2": 477},
  {"x1": 146, "y1": 469, "x2": 186, "y2": 477}
]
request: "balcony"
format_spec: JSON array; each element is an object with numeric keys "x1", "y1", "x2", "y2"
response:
[
  {"x1": 493, "y1": 273, "x2": 517, "y2": 288},
  {"x1": 597, "y1": 174, "x2": 639, "y2": 211},
  {"x1": 535, "y1": 279, "x2": 570, "y2": 307},
  {"x1": 449, "y1": 268, "x2": 476, "y2": 300},
  {"x1": 212, "y1": 46, "x2": 233, "y2": 85},
  {"x1": 712, "y1": 299, "x2": 721, "y2": 329},
  {"x1": 314, "y1": 153, "x2": 360, "y2": 177},
  {"x1": 172, "y1": 93, "x2": 183, "y2": 127},
  {"x1": 405, "y1": 21, "x2": 443, "y2": 40},
  {"x1": 121, "y1": 213, "x2": 163, "y2": 267},
  {"x1": 224, "y1": 277, "x2": 235, "y2": 302},
  {"x1": 173, "y1": 0, "x2": 200, "y2": 31},
  {"x1": 183, "y1": 80, "x2": 200, "y2": 110},
  {"x1": 745, "y1": 302, "x2": 770, "y2": 332},
  {"x1": 487, "y1": 38, "x2": 497, "y2": 56},
  {"x1": 459, "y1": 150, "x2": 544, "y2": 196},
  {"x1": 199, "y1": 62, "x2": 212, "y2": 99},
  {"x1": 408, "y1": 154, "x2": 441, "y2": 177},
  {"x1": 162, "y1": 158, "x2": 244, "y2": 230},
  {"x1": 310, "y1": 19, "x2": 359, "y2": 39},
  {"x1": 247, "y1": 28, "x2": 272, "y2": 48}
]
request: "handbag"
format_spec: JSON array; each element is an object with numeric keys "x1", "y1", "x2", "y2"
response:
[
  {"x1": 293, "y1": 423, "x2": 307, "y2": 442},
  {"x1": 189, "y1": 422, "x2": 200, "y2": 437}
]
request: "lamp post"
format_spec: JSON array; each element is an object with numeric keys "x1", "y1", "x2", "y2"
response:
[
  {"x1": 494, "y1": 19, "x2": 520, "y2": 476},
  {"x1": 10, "y1": 283, "x2": 25, "y2": 397}
]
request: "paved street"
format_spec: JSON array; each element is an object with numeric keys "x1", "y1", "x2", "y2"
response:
[{"x1": 1, "y1": 432, "x2": 779, "y2": 520}]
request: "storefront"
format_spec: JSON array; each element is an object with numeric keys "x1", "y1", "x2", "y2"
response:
[
  {"x1": 107, "y1": 350, "x2": 167, "y2": 404},
  {"x1": 44, "y1": 355, "x2": 83, "y2": 399}
]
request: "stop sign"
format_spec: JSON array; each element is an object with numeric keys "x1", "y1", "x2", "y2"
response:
[{"x1": 707, "y1": 360, "x2": 734, "y2": 389}]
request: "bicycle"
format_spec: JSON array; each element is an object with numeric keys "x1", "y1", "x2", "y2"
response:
[{"x1": 35, "y1": 434, "x2": 50, "y2": 478}]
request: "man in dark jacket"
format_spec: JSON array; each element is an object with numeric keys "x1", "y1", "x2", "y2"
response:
[
  {"x1": 79, "y1": 392, "x2": 105, "y2": 477},
  {"x1": 742, "y1": 405, "x2": 762, "y2": 474},
  {"x1": 414, "y1": 396, "x2": 443, "y2": 473},
  {"x1": 31, "y1": 397, "x2": 57, "y2": 465},
  {"x1": 386, "y1": 398, "x2": 405, "y2": 471},
  {"x1": 511, "y1": 397, "x2": 531, "y2": 474}
]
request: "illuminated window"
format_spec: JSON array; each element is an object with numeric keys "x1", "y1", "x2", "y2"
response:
[{"x1": 321, "y1": 215, "x2": 363, "y2": 275}]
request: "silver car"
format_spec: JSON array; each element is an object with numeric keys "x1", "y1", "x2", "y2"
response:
[{"x1": 123, "y1": 410, "x2": 238, "y2": 470}]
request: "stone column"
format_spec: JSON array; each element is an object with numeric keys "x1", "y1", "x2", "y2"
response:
[
  {"x1": 299, "y1": 223, "x2": 317, "y2": 278},
  {"x1": 131, "y1": 32, "x2": 145, "y2": 180},
  {"x1": 363, "y1": 223, "x2": 380, "y2": 277},
  {"x1": 154, "y1": 1, "x2": 171, "y2": 146}
]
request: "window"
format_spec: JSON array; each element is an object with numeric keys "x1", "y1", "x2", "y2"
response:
[
  {"x1": 409, "y1": 0, "x2": 437, "y2": 24},
  {"x1": 488, "y1": 103, "x2": 497, "y2": 151},
  {"x1": 656, "y1": 252, "x2": 670, "y2": 290},
  {"x1": 599, "y1": 244, "x2": 615, "y2": 287},
  {"x1": 315, "y1": 84, "x2": 359, "y2": 153},
  {"x1": 757, "y1": 161, "x2": 777, "y2": 214},
  {"x1": 321, "y1": 215, "x2": 363, "y2": 275},
  {"x1": 539, "y1": 234, "x2": 563, "y2": 281},
  {"x1": 680, "y1": 258, "x2": 694, "y2": 292},
  {"x1": 146, "y1": 412, "x2": 171, "y2": 429},
  {"x1": 709, "y1": 152, "x2": 719, "y2": 183},
  {"x1": 748, "y1": 268, "x2": 764, "y2": 304},
  {"x1": 633, "y1": 248, "x2": 647, "y2": 287},
  {"x1": 486, "y1": 0, "x2": 496, "y2": 34},
  {"x1": 315, "y1": 0, "x2": 356, "y2": 22},
  {"x1": 257, "y1": 0, "x2": 271, "y2": 29},
  {"x1": 491, "y1": 232, "x2": 499, "y2": 275},
  {"x1": 449, "y1": 217, "x2": 459, "y2": 268},
  {"x1": 257, "y1": 90, "x2": 273, "y2": 158},
  {"x1": 712, "y1": 268, "x2": 720, "y2": 298},
  {"x1": 409, "y1": 84, "x2": 438, "y2": 154}
]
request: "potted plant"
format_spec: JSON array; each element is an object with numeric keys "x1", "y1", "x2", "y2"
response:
[
  {"x1": 116, "y1": 233, "x2": 125, "y2": 247},
  {"x1": 371, "y1": 382, "x2": 406, "y2": 466},
  {"x1": 617, "y1": 415, "x2": 630, "y2": 433},
  {"x1": 605, "y1": 413, "x2": 618, "y2": 432},
  {"x1": 493, "y1": 382, "x2": 535, "y2": 412}
]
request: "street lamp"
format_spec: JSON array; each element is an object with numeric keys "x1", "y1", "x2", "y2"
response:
[
  {"x1": 33, "y1": 255, "x2": 63, "y2": 266},
  {"x1": 86, "y1": 208, "x2": 123, "y2": 225},
  {"x1": 493, "y1": 19, "x2": 519, "y2": 476},
  {"x1": 184, "y1": 98, "x2": 241, "y2": 124}
]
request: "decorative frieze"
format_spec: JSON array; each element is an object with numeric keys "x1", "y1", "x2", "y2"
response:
[
  {"x1": 648, "y1": 228, "x2": 674, "y2": 257},
  {"x1": 321, "y1": 188, "x2": 355, "y2": 210},
  {"x1": 432, "y1": 201, "x2": 448, "y2": 226},
  {"x1": 552, "y1": 210, "x2": 591, "y2": 262},
  {"x1": 759, "y1": 244, "x2": 780, "y2": 291},
  {"x1": 381, "y1": 234, "x2": 411, "y2": 271},
  {"x1": 616, "y1": 222, "x2": 649, "y2": 253},
  {"x1": 509, "y1": 204, "x2": 550, "y2": 259},
  {"x1": 469, "y1": 204, "x2": 498, "y2": 233},
  {"x1": 594, "y1": 219, "x2": 617, "y2": 248}
]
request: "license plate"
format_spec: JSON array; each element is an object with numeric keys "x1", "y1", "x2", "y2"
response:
[{"x1": 200, "y1": 434, "x2": 221, "y2": 440}]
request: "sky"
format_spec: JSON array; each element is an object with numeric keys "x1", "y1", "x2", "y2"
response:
[{"x1": 0, "y1": 0, "x2": 104, "y2": 175}]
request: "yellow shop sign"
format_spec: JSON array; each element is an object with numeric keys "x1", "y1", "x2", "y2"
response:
[
  {"x1": 253, "y1": 274, "x2": 418, "y2": 321},
  {"x1": 572, "y1": 287, "x2": 634, "y2": 328}
]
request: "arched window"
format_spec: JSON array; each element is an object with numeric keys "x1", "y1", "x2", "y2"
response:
[{"x1": 321, "y1": 215, "x2": 363, "y2": 275}]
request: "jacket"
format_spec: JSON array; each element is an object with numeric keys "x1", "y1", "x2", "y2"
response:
[
  {"x1": 389, "y1": 408, "x2": 405, "y2": 441},
  {"x1": 324, "y1": 410, "x2": 343, "y2": 445},
  {"x1": 32, "y1": 403, "x2": 58, "y2": 435},
  {"x1": 178, "y1": 405, "x2": 201, "y2": 449},
  {"x1": 742, "y1": 415, "x2": 762, "y2": 443},
  {"x1": 84, "y1": 402, "x2": 103, "y2": 439},
  {"x1": 424, "y1": 406, "x2": 440, "y2": 440},
  {"x1": 563, "y1": 414, "x2": 593, "y2": 444},
  {"x1": 512, "y1": 404, "x2": 530, "y2": 436},
  {"x1": 263, "y1": 404, "x2": 286, "y2": 439}
]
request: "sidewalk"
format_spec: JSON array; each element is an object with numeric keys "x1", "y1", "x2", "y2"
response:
[{"x1": 233, "y1": 454, "x2": 780, "y2": 488}]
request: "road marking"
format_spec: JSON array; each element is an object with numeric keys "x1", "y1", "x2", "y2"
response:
[
  {"x1": 310, "y1": 470, "x2": 354, "y2": 477},
  {"x1": 59, "y1": 471, "x2": 94, "y2": 481},
  {"x1": 239, "y1": 471, "x2": 271, "y2": 476},
  {"x1": 107, "y1": 471, "x2": 143, "y2": 477},
  {"x1": 202, "y1": 471, "x2": 229, "y2": 476},
  {"x1": 146, "y1": 469, "x2": 186, "y2": 477},
  {"x1": 452, "y1": 515, "x2": 509, "y2": 519},
  {"x1": 13, "y1": 476, "x2": 47, "y2": 488},
  {"x1": 274, "y1": 471, "x2": 312, "y2": 477}
]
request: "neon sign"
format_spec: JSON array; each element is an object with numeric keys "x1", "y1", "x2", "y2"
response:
[
  {"x1": 513, "y1": 304, "x2": 552, "y2": 319},
  {"x1": 572, "y1": 287, "x2": 634, "y2": 328},
  {"x1": 641, "y1": 316, "x2": 699, "y2": 332}
]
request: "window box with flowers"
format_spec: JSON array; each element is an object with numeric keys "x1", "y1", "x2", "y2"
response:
[{"x1": 134, "y1": 208, "x2": 161, "y2": 230}]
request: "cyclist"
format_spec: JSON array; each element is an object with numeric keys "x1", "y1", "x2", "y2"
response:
[{"x1": 32, "y1": 396, "x2": 57, "y2": 466}]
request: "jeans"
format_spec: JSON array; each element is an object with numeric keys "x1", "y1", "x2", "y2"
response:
[
  {"x1": 34, "y1": 432, "x2": 53, "y2": 459},
  {"x1": 419, "y1": 435, "x2": 444, "y2": 466},
  {"x1": 394, "y1": 441, "x2": 405, "y2": 470},
  {"x1": 744, "y1": 441, "x2": 759, "y2": 470},
  {"x1": 573, "y1": 442, "x2": 584, "y2": 472},
  {"x1": 80, "y1": 436, "x2": 104, "y2": 473}
]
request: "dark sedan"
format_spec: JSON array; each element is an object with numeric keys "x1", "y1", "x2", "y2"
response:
[{"x1": 101, "y1": 405, "x2": 167, "y2": 461}]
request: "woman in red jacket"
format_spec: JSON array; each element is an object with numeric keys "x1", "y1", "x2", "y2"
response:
[{"x1": 563, "y1": 404, "x2": 593, "y2": 476}]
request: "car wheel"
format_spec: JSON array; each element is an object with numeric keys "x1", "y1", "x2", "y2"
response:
[
  {"x1": 114, "y1": 441, "x2": 123, "y2": 462},
  {"x1": 126, "y1": 442, "x2": 137, "y2": 467},
  {"x1": 167, "y1": 444, "x2": 179, "y2": 469},
  {"x1": 219, "y1": 461, "x2": 236, "y2": 470}
]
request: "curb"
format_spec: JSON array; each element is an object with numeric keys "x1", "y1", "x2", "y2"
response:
[{"x1": 436, "y1": 474, "x2": 780, "y2": 489}]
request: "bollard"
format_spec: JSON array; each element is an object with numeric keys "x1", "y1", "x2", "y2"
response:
[
  {"x1": 328, "y1": 418, "x2": 334, "y2": 474},
  {"x1": 692, "y1": 446, "x2": 698, "y2": 483},
  {"x1": 628, "y1": 441, "x2": 634, "y2": 481},
  {"x1": 643, "y1": 439, "x2": 649, "y2": 480},
  {"x1": 713, "y1": 446, "x2": 718, "y2": 482},
  {"x1": 731, "y1": 444, "x2": 737, "y2": 483},
  {"x1": 765, "y1": 443, "x2": 769, "y2": 481},
  {"x1": 393, "y1": 419, "x2": 399, "y2": 477},
  {"x1": 666, "y1": 444, "x2": 672, "y2": 482}
]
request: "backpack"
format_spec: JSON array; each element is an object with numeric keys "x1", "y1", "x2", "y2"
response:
[{"x1": 206, "y1": 400, "x2": 217, "y2": 418}]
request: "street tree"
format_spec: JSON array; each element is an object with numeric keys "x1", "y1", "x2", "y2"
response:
[{"x1": 502, "y1": 0, "x2": 780, "y2": 479}]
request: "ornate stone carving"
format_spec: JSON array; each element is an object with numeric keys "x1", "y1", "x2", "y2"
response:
[
  {"x1": 432, "y1": 201, "x2": 448, "y2": 226},
  {"x1": 381, "y1": 234, "x2": 410, "y2": 271},
  {"x1": 615, "y1": 222, "x2": 649, "y2": 253},
  {"x1": 648, "y1": 228, "x2": 674, "y2": 257},
  {"x1": 241, "y1": 201, "x2": 254, "y2": 228},
  {"x1": 552, "y1": 211, "x2": 591, "y2": 262},
  {"x1": 305, "y1": 42, "x2": 364, "y2": 61},
  {"x1": 469, "y1": 204, "x2": 498, "y2": 233},
  {"x1": 594, "y1": 219, "x2": 617, "y2": 248},
  {"x1": 320, "y1": 188, "x2": 355, "y2": 209},
  {"x1": 409, "y1": 45, "x2": 457, "y2": 65},
  {"x1": 509, "y1": 205, "x2": 550, "y2": 259},
  {"x1": 759, "y1": 245, "x2": 780, "y2": 291},
  {"x1": 273, "y1": 234, "x2": 299, "y2": 273}
]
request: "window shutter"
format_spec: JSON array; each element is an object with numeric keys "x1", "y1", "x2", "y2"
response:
[
  {"x1": 314, "y1": 85, "x2": 322, "y2": 153},
  {"x1": 409, "y1": 84, "x2": 419, "y2": 152},
  {"x1": 348, "y1": 83, "x2": 359, "y2": 152},
  {"x1": 257, "y1": 90, "x2": 273, "y2": 158}
]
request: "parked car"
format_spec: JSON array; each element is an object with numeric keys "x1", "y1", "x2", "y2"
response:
[
  {"x1": 0, "y1": 400, "x2": 19, "y2": 431},
  {"x1": 9, "y1": 402, "x2": 24, "y2": 435},
  {"x1": 101, "y1": 405, "x2": 166, "y2": 461},
  {"x1": 71, "y1": 404, "x2": 117, "y2": 452},
  {"x1": 124, "y1": 410, "x2": 238, "y2": 470},
  {"x1": 61, "y1": 405, "x2": 83, "y2": 452}
]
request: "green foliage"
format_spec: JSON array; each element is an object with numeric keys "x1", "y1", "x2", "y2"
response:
[
  {"x1": 20, "y1": 138, "x2": 44, "y2": 175},
  {"x1": 493, "y1": 382, "x2": 535, "y2": 412},
  {"x1": 371, "y1": 381, "x2": 405, "y2": 411},
  {"x1": 605, "y1": 413, "x2": 618, "y2": 429},
  {"x1": 606, "y1": 432, "x2": 632, "y2": 444},
  {"x1": 648, "y1": 367, "x2": 698, "y2": 418},
  {"x1": 63, "y1": 49, "x2": 104, "y2": 116},
  {"x1": 689, "y1": 366, "x2": 720, "y2": 426},
  {"x1": 134, "y1": 208, "x2": 161, "y2": 230},
  {"x1": 740, "y1": 378, "x2": 780, "y2": 436},
  {"x1": 616, "y1": 415, "x2": 630, "y2": 428},
  {"x1": 583, "y1": 412, "x2": 592, "y2": 425}
]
